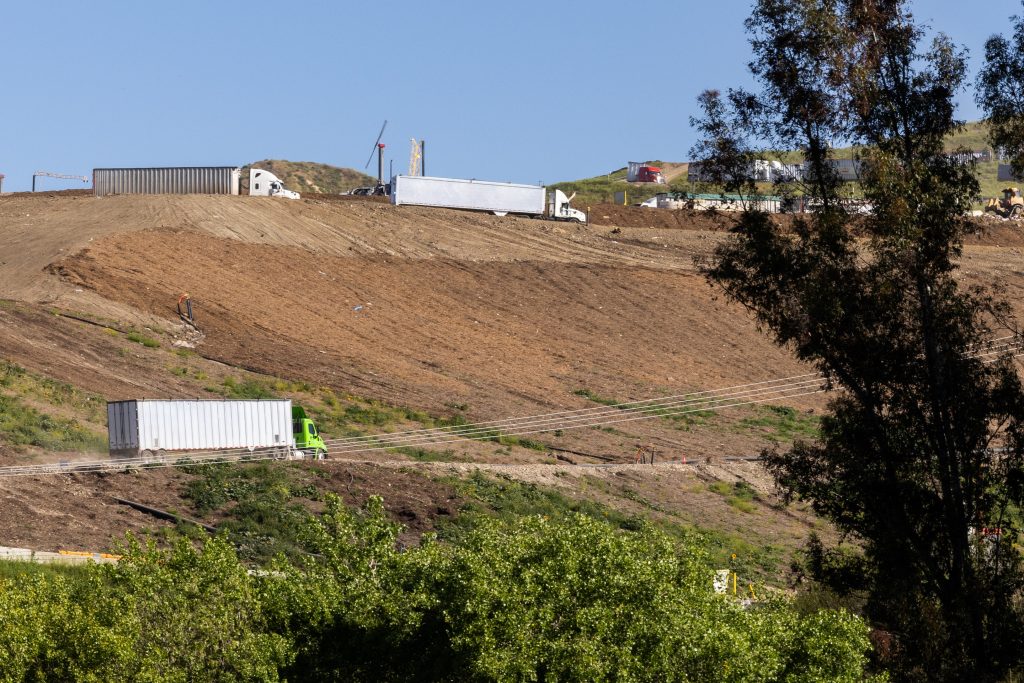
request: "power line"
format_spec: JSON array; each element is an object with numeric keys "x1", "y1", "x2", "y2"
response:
[{"x1": 0, "y1": 340, "x2": 1019, "y2": 478}]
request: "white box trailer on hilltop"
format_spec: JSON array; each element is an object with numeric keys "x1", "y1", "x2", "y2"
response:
[
  {"x1": 106, "y1": 399, "x2": 325, "y2": 459},
  {"x1": 390, "y1": 174, "x2": 587, "y2": 223}
]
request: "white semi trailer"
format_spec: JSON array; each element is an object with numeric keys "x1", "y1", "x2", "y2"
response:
[
  {"x1": 106, "y1": 399, "x2": 326, "y2": 460},
  {"x1": 390, "y1": 175, "x2": 587, "y2": 223}
]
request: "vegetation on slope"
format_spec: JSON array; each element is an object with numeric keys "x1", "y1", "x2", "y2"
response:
[
  {"x1": 0, "y1": 496, "x2": 875, "y2": 681},
  {"x1": 0, "y1": 360, "x2": 106, "y2": 453},
  {"x1": 240, "y1": 159, "x2": 375, "y2": 195},
  {"x1": 554, "y1": 121, "x2": 1007, "y2": 207}
]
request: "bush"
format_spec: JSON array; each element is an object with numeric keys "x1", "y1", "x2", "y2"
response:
[
  {"x1": 276, "y1": 495, "x2": 876, "y2": 682},
  {"x1": 0, "y1": 497, "x2": 878, "y2": 682}
]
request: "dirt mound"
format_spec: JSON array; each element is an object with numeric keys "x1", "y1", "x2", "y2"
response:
[
  {"x1": 48, "y1": 227, "x2": 809, "y2": 420},
  {"x1": 589, "y1": 203, "x2": 741, "y2": 230},
  {"x1": 4, "y1": 191, "x2": 1024, "y2": 560}
]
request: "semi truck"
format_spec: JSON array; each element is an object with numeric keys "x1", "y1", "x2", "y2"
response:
[
  {"x1": 249, "y1": 168, "x2": 300, "y2": 199},
  {"x1": 390, "y1": 174, "x2": 587, "y2": 223},
  {"x1": 107, "y1": 399, "x2": 326, "y2": 460},
  {"x1": 627, "y1": 162, "x2": 666, "y2": 184}
]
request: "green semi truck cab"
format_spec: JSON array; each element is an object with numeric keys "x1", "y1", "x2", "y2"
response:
[{"x1": 292, "y1": 406, "x2": 327, "y2": 458}]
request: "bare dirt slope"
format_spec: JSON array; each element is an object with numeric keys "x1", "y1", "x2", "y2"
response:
[{"x1": 2, "y1": 191, "x2": 1023, "y2": 557}]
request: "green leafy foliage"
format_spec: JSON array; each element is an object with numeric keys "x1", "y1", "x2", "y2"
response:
[
  {"x1": 181, "y1": 462, "x2": 321, "y2": 563},
  {"x1": 273, "y1": 495, "x2": 875, "y2": 682},
  {"x1": 693, "y1": 0, "x2": 1024, "y2": 678},
  {"x1": 0, "y1": 495, "x2": 876, "y2": 681},
  {"x1": 0, "y1": 537, "x2": 289, "y2": 682}
]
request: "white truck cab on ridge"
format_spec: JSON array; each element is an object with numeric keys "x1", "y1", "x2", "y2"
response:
[{"x1": 250, "y1": 168, "x2": 300, "y2": 200}]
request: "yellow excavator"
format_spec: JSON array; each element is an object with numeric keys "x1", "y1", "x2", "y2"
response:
[{"x1": 986, "y1": 187, "x2": 1024, "y2": 218}]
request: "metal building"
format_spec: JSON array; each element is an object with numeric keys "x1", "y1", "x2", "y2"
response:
[{"x1": 93, "y1": 167, "x2": 241, "y2": 197}]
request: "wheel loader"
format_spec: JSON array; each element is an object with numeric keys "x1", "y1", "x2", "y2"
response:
[{"x1": 985, "y1": 187, "x2": 1024, "y2": 218}]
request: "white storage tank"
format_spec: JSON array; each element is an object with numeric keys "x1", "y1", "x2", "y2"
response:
[{"x1": 107, "y1": 399, "x2": 293, "y2": 458}]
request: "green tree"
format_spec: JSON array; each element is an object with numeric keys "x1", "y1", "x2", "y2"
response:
[
  {"x1": 101, "y1": 535, "x2": 290, "y2": 681},
  {"x1": 977, "y1": 9, "x2": 1024, "y2": 177},
  {"x1": 691, "y1": 1, "x2": 1024, "y2": 680},
  {"x1": 275, "y1": 494, "x2": 873, "y2": 682}
]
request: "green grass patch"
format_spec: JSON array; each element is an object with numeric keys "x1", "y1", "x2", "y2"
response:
[
  {"x1": 708, "y1": 481, "x2": 761, "y2": 514},
  {"x1": 0, "y1": 360, "x2": 105, "y2": 424},
  {"x1": 574, "y1": 387, "x2": 717, "y2": 430},
  {"x1": 0, "y1": 559, "x2": 92, "y2": 582},
  {"x1": 437, "y1": 472, "x2": 647, "y2": 540},
  {"x1": 0, "y1": 394, "x2": 107, "y2": 452},
  {"x1": 125, "y1": 331, "x2": 159, "y2": 348},
  {"x1": 735, "y1": 405, "x2": 820, "y2": 442},
  {"x1": 549, "y1": 161, "x2": 693, "y2": 206},
  {"x1": 438, "y1": 471, "x2": 788, "y2": 585},
  {"x1": 308, "y1": 389, "x2": 470, "y2": 441},
  {"x1": 180, "y1": 462, "x2": 322, "y2": 564},
  {"x1": 573, "y1": 388, "x2": 619, "y2": 406},
  {"x1": 472, "y1": 429, "x2": 548, "y2": 451},
  {"x1": 392, "y1": 446, "x2": 460, "y2": 462},
  {"x1": 219, "y1": 376, "x2": 277, "y2": 399}
]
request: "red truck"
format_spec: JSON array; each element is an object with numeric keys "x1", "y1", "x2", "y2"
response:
[{"x1": 627, "y1": 162, "x2": 666, "y2": 184}]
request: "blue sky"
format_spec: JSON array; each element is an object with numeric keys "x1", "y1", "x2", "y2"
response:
[{"x1": 2, "y1": 0, "x2": 1021, "y2": 191}]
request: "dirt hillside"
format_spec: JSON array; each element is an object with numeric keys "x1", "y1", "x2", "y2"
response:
[{"x1": 2, "y1": 191, "x2": 1023, "y2": 558}]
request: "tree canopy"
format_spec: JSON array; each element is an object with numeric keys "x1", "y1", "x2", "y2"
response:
[{"x1": 691, "y1": 1, "x2": 1024, "y2": 680}]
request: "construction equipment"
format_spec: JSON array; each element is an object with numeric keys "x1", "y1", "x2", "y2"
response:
[
  {"x1": 985, "y1": 187, "x2": 1024, "y2": 218},
  {"x1": 32, "y1": 171, "x2": 88, "y2": 192}
]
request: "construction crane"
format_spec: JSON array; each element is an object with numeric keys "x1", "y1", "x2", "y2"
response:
[{"x1": 33, "y1": 171, "x2": 89, "y2": 192}]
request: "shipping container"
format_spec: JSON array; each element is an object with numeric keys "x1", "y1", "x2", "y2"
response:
[
  {"x1": 93, "y1": 167, "x2": 241, "y2": 197},
  {"x1": 390, "y1": 175, "x2": 545, "y2": 216},
  {"x1": 107, "y1": 399, "x2": 293, "y2": 458}
]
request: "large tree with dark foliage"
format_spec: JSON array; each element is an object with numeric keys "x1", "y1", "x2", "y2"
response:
[
  {"x1": 692, "y1": 1, "x2": 1024, "y2": 680},
  {"x1": 978, "y1": 8, "x2": 1024, "y2": 178}
]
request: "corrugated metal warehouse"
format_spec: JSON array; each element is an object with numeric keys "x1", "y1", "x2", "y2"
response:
[{"x1": 93, "y1": 166, "x2": 241, "y2": 197}]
